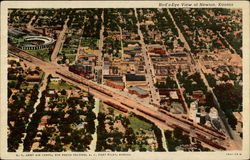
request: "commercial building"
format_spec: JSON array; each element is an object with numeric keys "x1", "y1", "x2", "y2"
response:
[
  {"x1": 128, "y1": 86, "x2": 149, "y2": 98},
  {"x1": 125, "y1": 74, "x2": 146, "y2": 87},
  {"x1": 192, "y1": 90, "x2": 206, "y2": 104},
  {"x1": 105, "y1": 80, "x2": 125, "y2": 90},
  {"x1": 189, "y1": 101, "x2": 198, "y2": 122},
  {"x1": 209, "y1": 107, "x2": 218, "y2": 119},
  {"x1": 69, "y1": 64, "x2": 94, "y2": 79},
  {"x1": 103, "y1": 75, "x2": 125, "y2": 90}
]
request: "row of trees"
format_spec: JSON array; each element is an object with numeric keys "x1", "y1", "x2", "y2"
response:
[
  {"x1": 164, "y1": 128, "x2": 191, "y2": 151},
  {"x1": 8, "y1": 72, "x2": 40, "y2": 152},
  {"x1": 214, "y1": 83, "x2": 242, "y2": 129},
  {"x1": 205, "y1": 72, "x2": 242, "y2": 130}
]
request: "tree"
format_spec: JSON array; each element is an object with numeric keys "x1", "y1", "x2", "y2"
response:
[
  {"x1": 228, "y1": 114, "x2": 237, "y2": 130},
  {"x1": 165, "y1": 130, "x2": 172, "y2": 139},
  {"x1": 173, "y1": 128, "x2": 183, "y2": 139},
  {"x1": 205, "y1": 73, "x2": 217, "y2": 88},
  {"x1": 61, "y1": 89, "x2": 67, "y2": 95},
  {"x1": 8, "y1": 87, "x2": 12, "y2": 98},
  {"x1": 180, "y1": 134, "x2": 190, "y2": 145}
]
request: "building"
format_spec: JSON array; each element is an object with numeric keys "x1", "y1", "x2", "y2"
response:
[
  {"x1": 103, "y1": 65, "x2": 110, "y2": 75},
  {"x1": 128, "y1": 86, "x2": 149, "y2": 98},
  {"x1": 209, "y1": 107, "x2": 218, "y2": 119},
  {"x1": 20, "y1": 36, "x2": 55, "y2": 50},
  {"x1": 46, "y1": 89, "x2": 56, "y2": 97},
  {"x1": 26, "y1": 70, "x2": 42, "y2": 83},
  {"x1": 189, "y1": 101, "x2": 198, "y2": 122},
  {"x1": 105, "y1": 80, "x2": 125, "y2": 90},
  {"x1": 169, "y1": 91, "x2": 179, "y2": 100},
  {"x1": 50, "y1": 77, "x2": 61, "y2": 84},
  {"x1": 103, "y1": 75, "x2": 123, "y2": 81},
  {"x1": 125, "y1": 74, "x2": 146, "y2": 87},
  {"x1": 69, "y1": 64, "x2": 94, "y2": 79},
  {"x1": 8, "y1": 56, "x2": 20, "y2": 63},
  {"x1": 192, "y1": 90, "x2": 206, "y2": 104},
  {"x1": 103, "y1": 75, "x2": 124, "y2": 90}
]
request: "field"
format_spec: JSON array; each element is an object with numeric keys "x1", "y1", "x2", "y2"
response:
[
  {"x1": 48, "y1": 81, "x2": 77, "y2": 90},
  {"x1": 128, "y1": 116, "x2": 153, "y2": 134},
  {"x1": 65, "y1": 55, "x2": 76, "y2": 63},
  {"x1": 81, "y1": 37, "x2": 98, "y2": 48},
  {"x1": 25, "y1": 49, "x2": 51, "y2": 61}
]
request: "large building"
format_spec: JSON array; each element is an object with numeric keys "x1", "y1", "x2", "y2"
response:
[
  {"x1": 69, "y1": 64, "x2": 94, "y2": 79},
  {"x1": 128, "y1": 86, "x2": 149, "y2": 98},
  {"x1": 125, "y1": 74, "x2": 147, "y2": 87},
  {"x1": 20, "y1": 36, "x2": 55, "y2": 50},
  {"x1": 103, "y1": 75, "x2": 125, "y2": 90}
]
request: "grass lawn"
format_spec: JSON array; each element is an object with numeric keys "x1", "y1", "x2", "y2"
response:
[
  {"x1": 8, "y1": 80, "x2": 18, "y2": 88},
  {"x1": 8, "y1": 80, "x2": 17, "y2": 83},
  {"x1": 66, "y1": 55, "x2": 76, "y2": 63},
  {"x1": 128, "y1": 116, "x2": 152, "y2": 133},
  {"x1": 48, "y1": 81, "x2": 77, "y2": 90},
  {"x1": 81, "y1": 37, "x2": 98, "y2": 48},
  {"x1": 61, "y1": 47, "x2": 77, "y2": 54},
  {"x1": 101, "y1": 102, "x2": 124, "y2": 115},
  {"x1": 117, "y1": 52, "x2": 122, "y2": 58},
  {"x1": 25, "y1": 49, "x2": 51, "y2": 61},
  {"x1": 20, "y1": 83, "x2": 36, "y2": 90},
  {"x1": 134, "y1": 144, "x2": 151, "y2": 151}
]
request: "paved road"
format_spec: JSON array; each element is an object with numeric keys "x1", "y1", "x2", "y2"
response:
[
  {"x1": 174, "y1": 74, "x2": 189, "y2": 115},
  {"x1": 134, "y1": 8, "x2": 161, "y2": 107},
  {"x1": 89, "y1": 97, "x2": 100, "y2": 151},
  {"x1": 167, "y1": 9, "x2": 191, "y2": 52},
  {"x1": 160, "y1": 128, "x2": 169, "y2": 151},
  {"x1": 118, "y1": 26, "x2": 124, "y2": 60},
  {"x1": 26, "y1": 15, "x2": 36, "y2": 29},
  {"x1": 97, "y1": 11, "x2": 105, "y2": 84},
  {"x1": 17, "y1": 73, "x2": 48, "y2": 152},
  {"x1": 217, "y1": 32, "x2": 237, "y2": 55},
  {"x1": 51, "y1": 18, "x2": 69, "y2": 62},
  {"x1": 75, "y1": 36, "x2": 83, "y2": 61}
]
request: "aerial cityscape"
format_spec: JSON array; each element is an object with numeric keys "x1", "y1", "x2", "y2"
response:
[{"x1": 7, "y1": 8, "x2": 242, "y2": 152}]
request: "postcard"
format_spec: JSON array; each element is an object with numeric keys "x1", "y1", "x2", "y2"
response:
[{"x1": 0, "y1": 1, "x2": 249, "y2": 160}]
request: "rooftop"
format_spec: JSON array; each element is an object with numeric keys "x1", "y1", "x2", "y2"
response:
[
  {"x1": 128, "y1": 86, "x2": 148, "y2": 95},
  {"x1": 126, "y1": 74, "x2": 146, "y2": 81}
]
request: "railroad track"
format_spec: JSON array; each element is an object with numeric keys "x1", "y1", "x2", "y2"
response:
[{"x1": 8, "y1": 45, "x2": 230, "y2": 150}]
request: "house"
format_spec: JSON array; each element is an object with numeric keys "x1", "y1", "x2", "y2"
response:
[
  {"x1": 192, "y1": 90, "x2": 206, "y2": 104},
  {"x1": 50, "y1": 77, "x2": 61, "y2": 84},
  {"x1": 26, "y1": 70, "x2": 42, "y2": 83}
]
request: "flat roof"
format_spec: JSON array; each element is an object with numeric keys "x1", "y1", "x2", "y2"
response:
[
  {"x1": 126, "y1": 74, "x2": 146, "y2": 81},
  {"x1": 128, "y1": 86, "x2": 148, "y2": 95}
]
